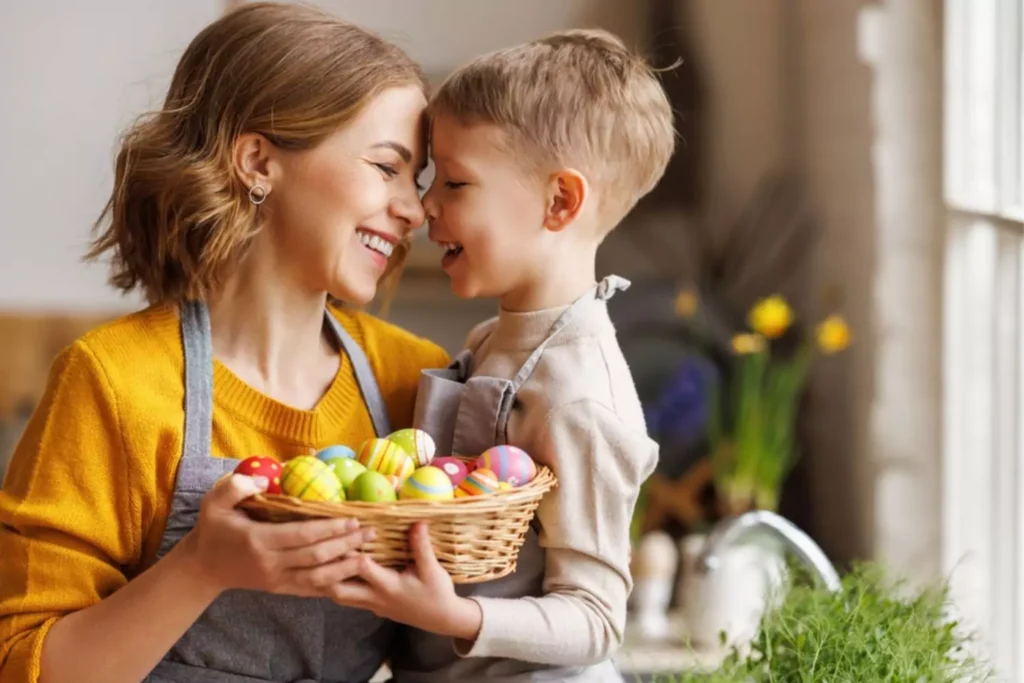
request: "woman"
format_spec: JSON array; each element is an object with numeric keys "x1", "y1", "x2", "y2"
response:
[{"x1": 0, "y1": 4, "x2": 447, "y2": 682}]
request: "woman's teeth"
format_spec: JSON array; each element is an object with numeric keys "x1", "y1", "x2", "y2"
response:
[{"x1": 357, "y1": 230, "x2": 394, "y2": 258}]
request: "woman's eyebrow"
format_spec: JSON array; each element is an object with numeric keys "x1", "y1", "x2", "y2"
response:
[{"x1": 371, "y1": 141, "x2": 412, "y2": 162}]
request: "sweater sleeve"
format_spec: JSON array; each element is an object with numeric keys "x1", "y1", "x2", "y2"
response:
[
  {"x1": 457, "y1": 400, "x2": 658, "y2": 665},
  {"x1": 0, "y1": 341, "x2": 139, "y2": 683}
]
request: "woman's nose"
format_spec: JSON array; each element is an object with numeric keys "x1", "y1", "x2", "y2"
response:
[{"x1": 390, "y1": 188, "x2": 427, "y2": 234}]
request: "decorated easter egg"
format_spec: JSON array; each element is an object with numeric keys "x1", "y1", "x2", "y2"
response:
[
  {"x1": 431, "y1": 456, "x2": 470, "y2": 487},
  {"x1": 233, "y1": 456, "x2": 283, "y2": 494},
  {"x1": 316, "y1": 444, "x2": 356, "y2": 463},
  {"x1": 400, "y1": 466, "x2": 455, "y2": 501},
  {"x1": 280, "y1": 456, "x2": 343, "y2": 502},
  {"x1": 330, "y1": 457, "x2": 366, "y2": 490},
  {"x1": 476, "y1": 446, "x2": 537, "y2": 487},
  {"x1": 348, "y1": 470, "x2": 398, "y2": 503},
  {"x1": 387, "y1": 428, "x2": 436, "y2": 467},
  {"x1": 357, "y1": 438, "x2": 415, "y2": 479},
  {"x1": 383, "y1": 474, "x2": 404, "y2": 493},
  {"x1": 497, "y1": 482, "x2": 512, "y2": 491},
  {"x1": 455, "y1": 467, "x2": 500, "y2": 498}
]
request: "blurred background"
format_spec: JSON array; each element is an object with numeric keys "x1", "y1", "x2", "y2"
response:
[{"x1": 0, "y1": 0, "x2": 1020, "y2": 680}]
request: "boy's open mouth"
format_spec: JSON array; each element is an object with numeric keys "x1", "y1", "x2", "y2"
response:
[{"x1": 438, "y1": 241, "x2": 464, "y2": 266}]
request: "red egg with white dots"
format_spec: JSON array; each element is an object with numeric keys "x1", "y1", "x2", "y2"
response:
[
  {"x1": 233, "y1": 456, "x2": 283, "y2": 494},
  {"x1": 431, "y1": 456, "x2": 470, "y2": 487}
]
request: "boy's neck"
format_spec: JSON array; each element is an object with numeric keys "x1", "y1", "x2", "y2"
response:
[{"x1": 499, "y1": 252, "x2": 597, "y2": 313}]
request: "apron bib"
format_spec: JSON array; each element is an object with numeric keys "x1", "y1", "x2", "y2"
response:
[
  {"x1": 395, "y1": 277, "x2": 629, "y2": 681},
  {"x1": 145, "y1": 302, "x2": 393, "y2": 683}
]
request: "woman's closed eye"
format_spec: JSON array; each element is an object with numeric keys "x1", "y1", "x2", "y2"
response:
[{"x1": 373, "y1": 162, "x2": 399, "y2": 178}]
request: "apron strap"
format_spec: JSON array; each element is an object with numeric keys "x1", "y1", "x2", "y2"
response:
[
  {"x1": 508, "y1": 275, "x2": 630, "y2": 394},
  {"x1": 324, "y1": 312, "x2": 393, "y2": 437},
  {"x1": 180, "y1": 300, "x2": 214, "y2": 461}
]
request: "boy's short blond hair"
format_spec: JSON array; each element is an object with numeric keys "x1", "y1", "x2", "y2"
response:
[{"x1": 430, "y1": 28, "x2": 675, "y2": 229}]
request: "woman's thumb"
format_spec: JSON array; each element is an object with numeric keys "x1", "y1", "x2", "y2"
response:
[{"x1": 208, "y1": 473, "x2": 268, "y2": 509}]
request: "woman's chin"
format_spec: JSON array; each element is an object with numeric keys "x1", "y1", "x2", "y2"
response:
[{"x1": 327, "y1": 279, "x2": 378, "y2": 308}]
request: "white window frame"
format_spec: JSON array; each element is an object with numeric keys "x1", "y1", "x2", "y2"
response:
[{"x1": 944, "y1": 1, "x2": 1024, "y2": 680}]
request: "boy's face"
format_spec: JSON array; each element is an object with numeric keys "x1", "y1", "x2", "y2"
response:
[{"x1": 423, "y1": 115, "x2": 549, "y2": 304}]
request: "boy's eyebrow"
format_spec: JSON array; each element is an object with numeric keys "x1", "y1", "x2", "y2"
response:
[{"x1": 372, "y1": 141, "x2": 412, "y2": 162}]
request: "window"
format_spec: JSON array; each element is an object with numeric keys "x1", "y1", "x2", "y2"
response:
[{"x1": 944, "y1": 1, "x2": 1024, "y2": 679}]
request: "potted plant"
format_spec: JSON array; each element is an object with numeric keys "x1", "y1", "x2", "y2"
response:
[
  {"x1": 658, "y1": 563, "x2": 994, "y2": 682},
  {"x1": 708, "y1": 294, "x2": 850, "y2": 516}
]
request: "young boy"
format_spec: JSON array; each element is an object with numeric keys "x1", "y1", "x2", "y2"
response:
[{"x1": 329, "y1": 29, "x2": 675, "y2": 681}]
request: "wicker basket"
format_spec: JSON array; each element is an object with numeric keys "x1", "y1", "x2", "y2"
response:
[{"x1": 239, "y1": 461, "x2": 556, "y2": 584}]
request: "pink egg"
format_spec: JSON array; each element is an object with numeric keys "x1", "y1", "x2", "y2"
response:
[
  {"x1": 476, "y1": 445, "x2": 537, "y2": 487},
  {"x1": 432, "y1": 456, "x2": 469, "y2": 487}
]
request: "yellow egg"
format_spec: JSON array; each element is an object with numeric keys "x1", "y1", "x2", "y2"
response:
[
  {"x1": 357, "y1": 438, "x2": 415, "y2": 478},
  {"x1": 400, "y1": 466, "x2": 455, "y2": 501},
  {"x1": 280, "y1": 456, "x2": 343, "y2": 502}
]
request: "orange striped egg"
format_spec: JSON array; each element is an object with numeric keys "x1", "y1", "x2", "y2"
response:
[
  {"x1": 358, "y1": 438, "x2": 414, "y2": 479},
  {"x1": 455, "y1": 467, "x2": 500, "y2": 498},
  {"x1": 280, "y1": 455, "x2": 343, "y2": 502},
  {"x1": 476, "y1": 445, "x2": 537, "y2": 487}
]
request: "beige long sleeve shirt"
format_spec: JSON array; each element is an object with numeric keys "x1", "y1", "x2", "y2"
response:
[{"x1": 393, "y1": 295, "x2": 659, "y2": 681}]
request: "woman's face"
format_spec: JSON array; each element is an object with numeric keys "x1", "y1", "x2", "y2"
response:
[{"x1": 261, "y1": 85, "x2": 428, "y2": 305}]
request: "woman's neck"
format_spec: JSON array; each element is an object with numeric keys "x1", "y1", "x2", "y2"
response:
[{"x1": 206, "y1": 242, "x2": 337, "y2": 409}]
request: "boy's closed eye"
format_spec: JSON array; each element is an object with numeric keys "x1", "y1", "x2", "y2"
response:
[{"x1": 444, "y1": 180, "x2": 468, "y2": 189}]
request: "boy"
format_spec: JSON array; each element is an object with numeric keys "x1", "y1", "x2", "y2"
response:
[{"x1": 330, "y1": 29, "x2": 675, "y2": 681}]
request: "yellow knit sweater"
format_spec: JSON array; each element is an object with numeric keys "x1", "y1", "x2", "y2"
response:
[{"x1": 0, "y1": 303, "x2": 449, "y2": 682}]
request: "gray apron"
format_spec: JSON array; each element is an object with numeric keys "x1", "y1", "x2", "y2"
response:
[
  {"x1": 393, "y1": 276, "x2": 628, "y2": 682},
  {"x1": 145, "y1": 301, "x2": 394, "y2": 683}
]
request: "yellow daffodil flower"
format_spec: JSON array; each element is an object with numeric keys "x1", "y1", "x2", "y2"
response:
[
  {"x1": 674, "y1": 288, "x2": 699, "y2": 319},
  {"x1": 816, "y1": 315, "x2": 851, "y2": 353},
  {"x1": 748, "y1": 295, "x2": 793, "y2": 339},
  {"x1": 731, "y1": 333, "x2": 766, "y2": 355}
]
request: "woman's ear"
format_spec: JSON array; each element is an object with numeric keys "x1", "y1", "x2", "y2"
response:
[
  {"x1": 232, "y1": 132, "x2": 274, "y2": 197},
  {"x1": 543, "y1": 169, "x2": 588, "y2": 232}
]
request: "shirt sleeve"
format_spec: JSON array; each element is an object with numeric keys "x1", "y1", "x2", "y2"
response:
[
  {"x1": 457, "y1": 400, "x2": 658, "y2": 665},
  {"x1": 0, "y1": 341, "x2": 138, "y2": 683}
]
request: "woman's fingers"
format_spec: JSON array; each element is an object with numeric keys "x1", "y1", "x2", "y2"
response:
[
  {"x1": 284, "y1": 555, "x2": 365, "y2": 592},
  {"x1": 259, "y1": 517, "x2": 359, "y2": 550},
  {"x1": 279, "y1": 528, "x2": 375, "y2": 569},
  {"x1": 202, "y1": 473, "x2": 268, "y2": 512}
]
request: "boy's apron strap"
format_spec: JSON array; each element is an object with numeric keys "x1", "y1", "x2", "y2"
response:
[{"x1": 508, "y1": 275, "x2": 630, "y2": 394}]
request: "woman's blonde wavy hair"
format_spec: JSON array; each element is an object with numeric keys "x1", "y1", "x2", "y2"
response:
[{"x1": 87, "y1": 2, "x2": 426, "y2": 307}]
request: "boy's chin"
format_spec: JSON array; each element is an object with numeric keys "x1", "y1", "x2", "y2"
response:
[{"x1": 447, "y1": 273, "x2": 492, "y2": 301}]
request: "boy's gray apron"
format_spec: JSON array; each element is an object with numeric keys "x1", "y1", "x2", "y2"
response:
[
  {"x1": 146, "y1": 301, "x2": 394, "y2": 683},
  {"x1": 392, "y1": 276, "x2": 628, "y2": 682}
]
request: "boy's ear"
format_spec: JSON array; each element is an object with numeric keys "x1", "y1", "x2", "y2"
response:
[
  {"x1": 232, "y1": 132, "x2": 276, "y2": 196},
  {"x1": 543, "y1": 169, "x2": 588, "y2": 232}
]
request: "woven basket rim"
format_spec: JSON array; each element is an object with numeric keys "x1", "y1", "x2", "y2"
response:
[{"x1": 240, "y1": 463, "x2": 557, "y2": 518}]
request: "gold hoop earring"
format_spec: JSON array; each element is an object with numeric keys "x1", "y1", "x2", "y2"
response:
[{"x1": 248, "y1": 184, "x2": 268, "y2": 205}]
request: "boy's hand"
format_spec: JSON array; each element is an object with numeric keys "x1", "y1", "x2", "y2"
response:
[{"x1": 328, "y1": 522, "x2": 482, "y2": 641}]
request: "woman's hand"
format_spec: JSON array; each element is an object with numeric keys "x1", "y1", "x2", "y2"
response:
[
  {"x1": 182, "y1": 473, "x2": 374, "y2": 597},
  {"x1": 327, "y1": 522, "x2": 482, "y2": 641}
]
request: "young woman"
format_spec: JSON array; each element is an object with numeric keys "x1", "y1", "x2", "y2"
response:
[{"x1": 0, "y1": 4, "x2": 447, "y2": 682}]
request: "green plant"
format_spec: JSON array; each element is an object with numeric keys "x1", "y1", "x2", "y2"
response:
[
  {"x1": 706, "y1": 296, "x2": 850, "y2": 515},
  {"x1": 650, "y1": 563, "x2": 993, "y2": 683}
]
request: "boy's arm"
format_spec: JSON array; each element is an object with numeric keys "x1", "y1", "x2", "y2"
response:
[{"x1": 455, "y1": 400, "x2": 658, "y2": 666}]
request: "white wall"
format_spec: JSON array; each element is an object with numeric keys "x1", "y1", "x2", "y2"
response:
[{"x1": 0, "y1": 0, "x2": 222, "y2": 312}]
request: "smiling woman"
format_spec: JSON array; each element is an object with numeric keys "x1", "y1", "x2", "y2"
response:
[{"x1": 0, "y1": 4, "x2": 450, "y2": 683}]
